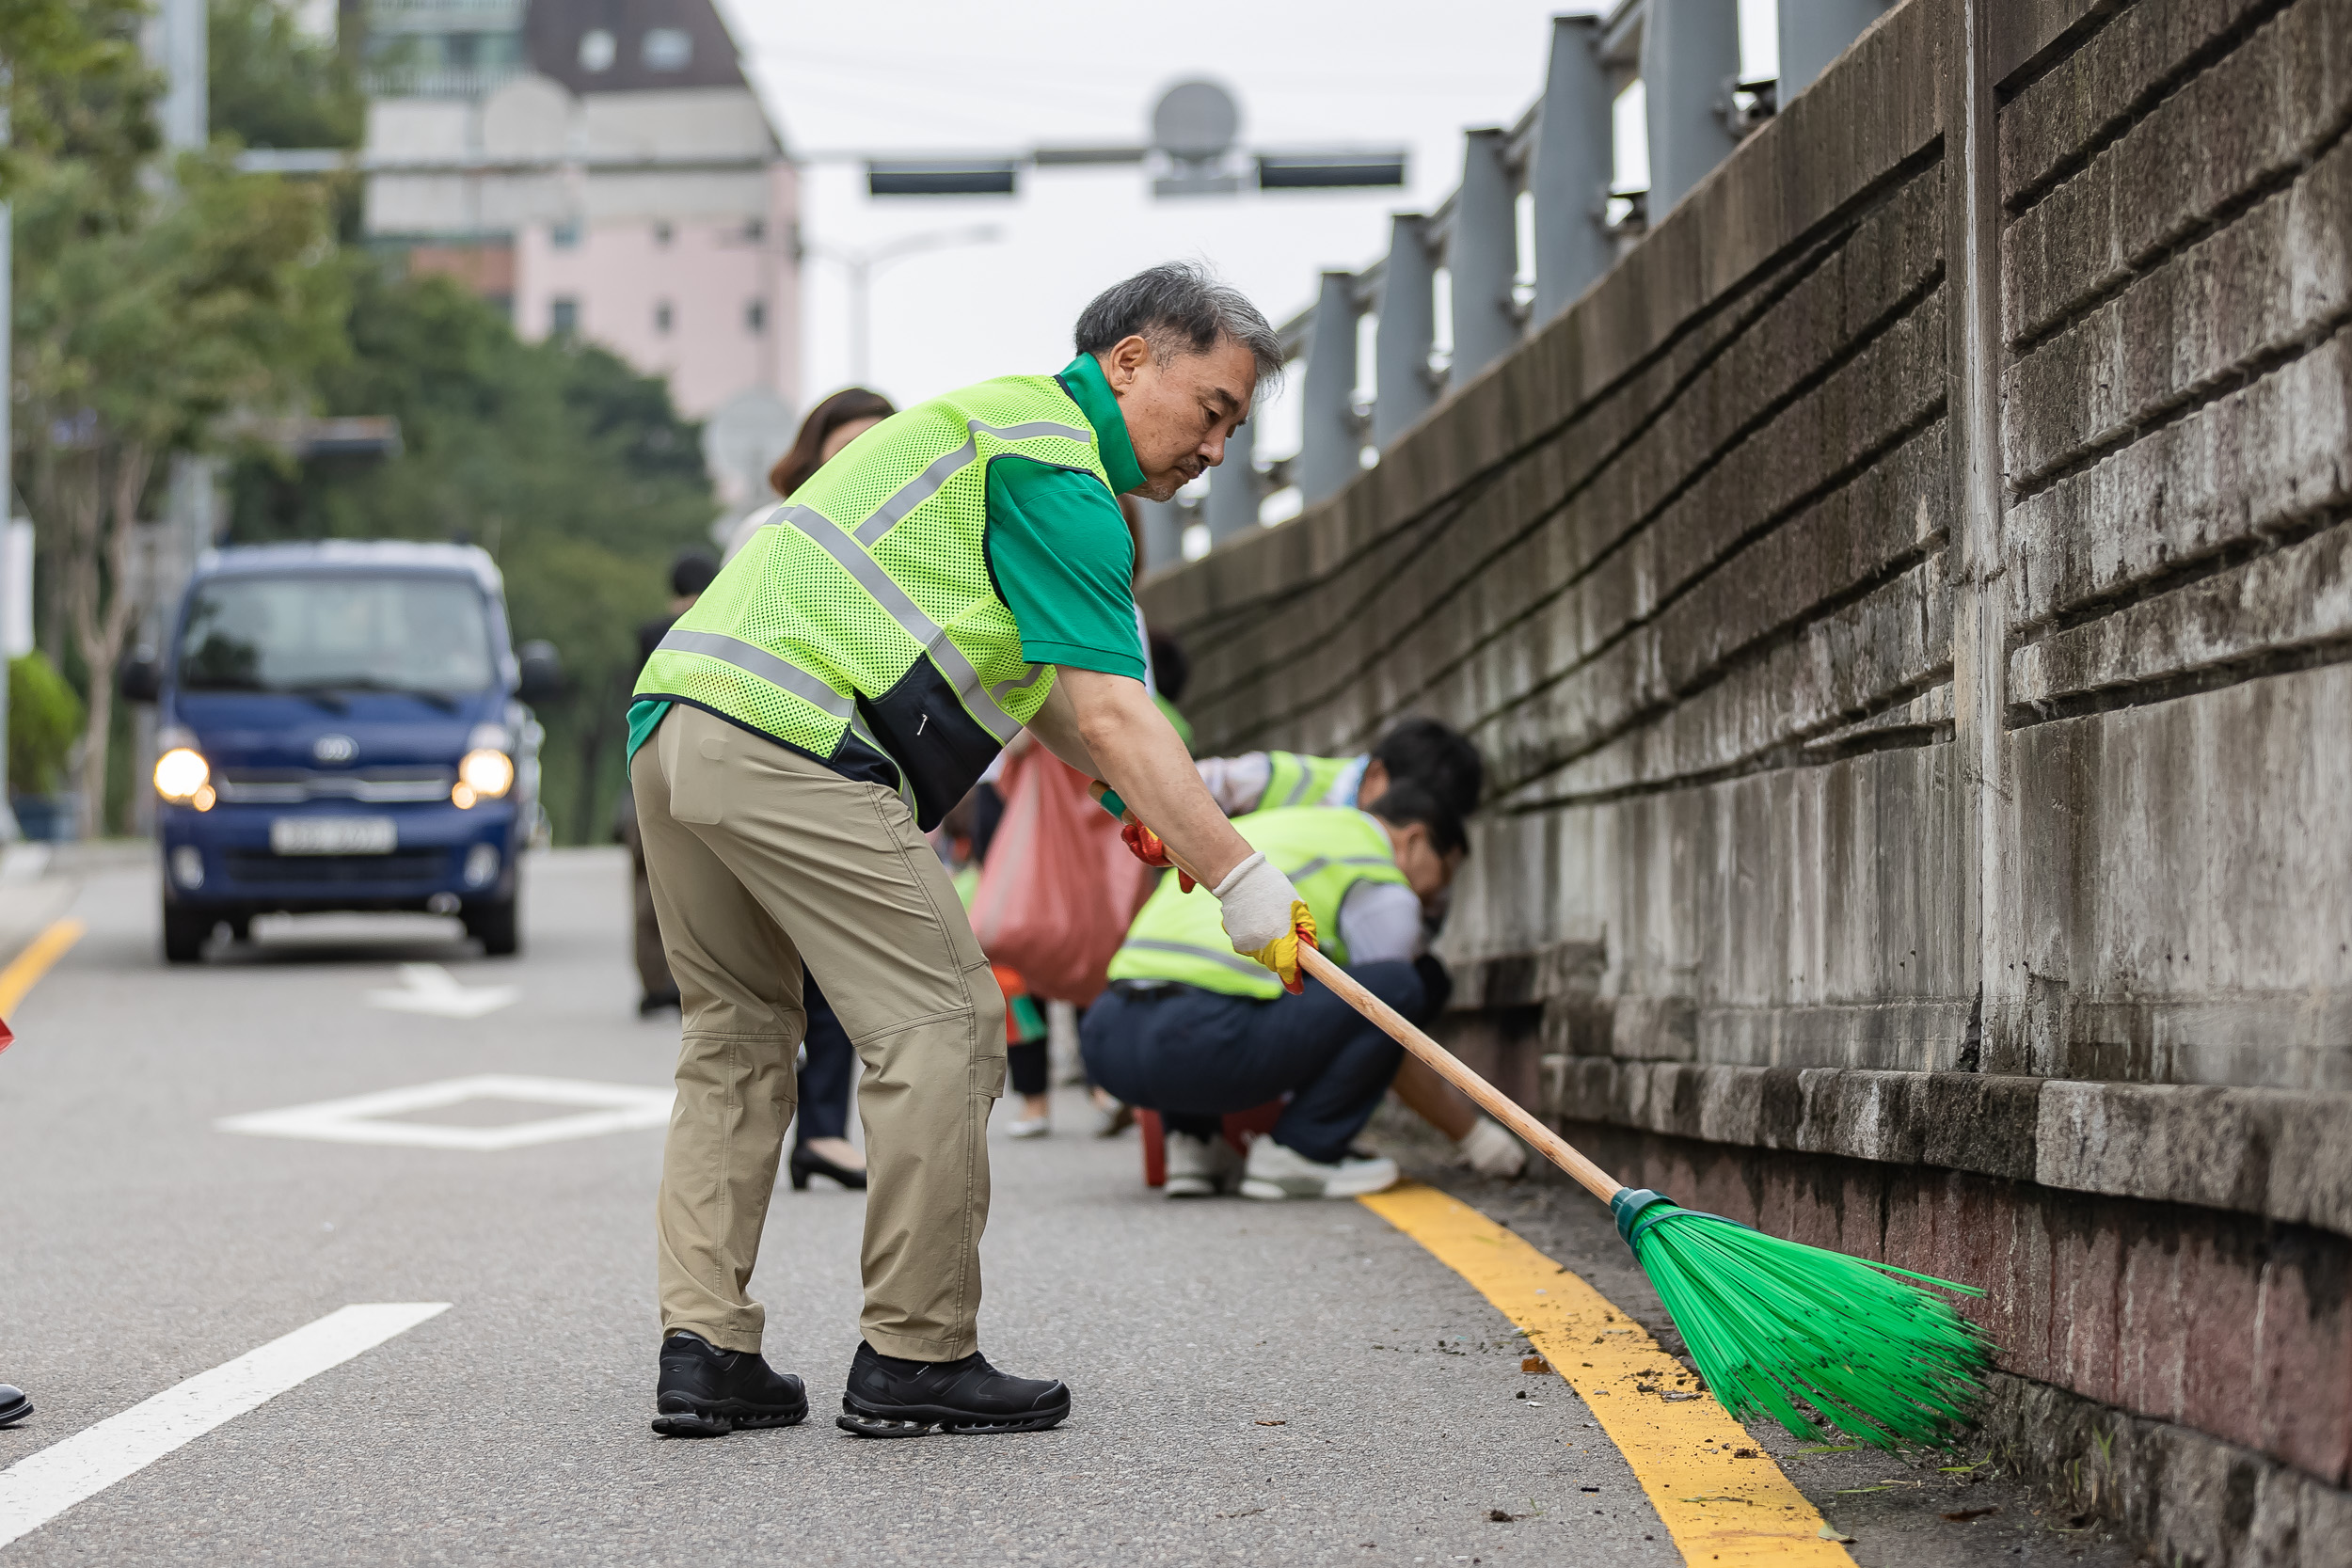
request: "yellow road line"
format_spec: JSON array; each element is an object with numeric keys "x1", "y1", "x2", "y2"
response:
[
  {"x1": 1360, "y1": 1181, "x2": 1853, "y2": 1566},
  {"x1": 0, "y1": 917, "x2": 87, "y2": 1018}
]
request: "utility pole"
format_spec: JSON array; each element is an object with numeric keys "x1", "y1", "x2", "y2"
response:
[
  {"x1": 130, "y1": 0, "x2": 211, "y2": 838},
  {"x1": 807, "y1": 226, "x2": 1000, "y2": 387}
]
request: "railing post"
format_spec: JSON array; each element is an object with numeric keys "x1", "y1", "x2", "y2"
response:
[
  {"x1": 1136, "y1": 498, "x2": 1185, "y2": 572},
  {"x1": 1531, "y1": 14, "x2": 1613, "y2": 326},
  {"x1": 1373, "y1": 214, "x2": 1436, "y2": 447},
  {"x1": 1297, "y1": 272, "x2": 1361, "y2": 504},
  {"x1": 1202, "y1": 414, "x2": 1258, "y2": 545},
  {"x1": 1448, "y1": 126, "x2": 1518, "y2": 382},
  {"x1": 1777, "y1": 0, "x2": 1890, "y2": 101},
  {"x1": 1640, "y1": 0, "x2": 1740, "y2": 218}
]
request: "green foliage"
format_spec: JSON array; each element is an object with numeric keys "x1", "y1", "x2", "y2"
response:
[
  {"x1": 14, "y1": 148, "x2": 354, "y2": 454},
  {"x1": 209, "y1": 0, "x2": 365, "y2": 151},
  {"x1": 8, "y1": 651, "x2": 84, "y2": 796},
  {"x1": 14, "y1": 140, "x2": 351, "y2": 835},
  {"x1": 1622, "y1": 1197, "x2": 1990, "y2": 1448},
  {"x1": 226, "y1": 269, "x2": 716, "y2": 844},
  {"x1": 0, "y1": 0, "x2": 156, "y2": 198}
]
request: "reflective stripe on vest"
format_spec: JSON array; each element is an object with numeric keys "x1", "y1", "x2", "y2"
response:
[
  {"x1": 656, "y1": 629, "x2": 852, "y2": 721},
  {"x1": 653, "y1": 628, "x2": 918, "y2": 816},
  {"x1": 1106, "y1": 806, "x2": 1409, "y2": 999},
  {"x1": 847, "y1": 418, "x2": 1090, "y2": 547},
  {"x1": 1117, "y1": 938, "x2": 1268, "y2": 981},
  {"x1": 1264, "y1": 751, "x2": 1356, "y2": 811},
  {"x1": 775, "y1": 504, "x2": 1024, "y2": 743},
  {"x1": 633, "y1": 375, "x2": 1115, "y2": 830}
]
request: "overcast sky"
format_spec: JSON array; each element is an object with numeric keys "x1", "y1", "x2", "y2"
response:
[{"x1": 715, "y1": 1, "x2": 1614, "y2": 461}]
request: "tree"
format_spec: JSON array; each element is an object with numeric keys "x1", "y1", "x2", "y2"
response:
[
  {"x1": 14, "y1": 149, "x2": 348, "y2": 835},
  {"x1": 225, "y1": 270, "x2": 716, "y2": 845},
  {"x1": 208, "y1": 0, "x2": 365, "y2": 150},
  {"x1": 0, "y1": 0, "x2": 154, "y2": 198}
]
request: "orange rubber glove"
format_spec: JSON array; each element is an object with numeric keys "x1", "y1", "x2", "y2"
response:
[{"x1": 1118, "y1": 816, "x2": 1195, "y2": 893}]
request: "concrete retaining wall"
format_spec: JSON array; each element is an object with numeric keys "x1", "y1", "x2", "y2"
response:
[{"x1": 1141, "y1": 0, "x2": 2352, "y2": 1560}]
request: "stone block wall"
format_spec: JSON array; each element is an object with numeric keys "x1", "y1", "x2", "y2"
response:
[{"x1": 1141, "y1": 0, "x2": 2352, "y2": 1560}]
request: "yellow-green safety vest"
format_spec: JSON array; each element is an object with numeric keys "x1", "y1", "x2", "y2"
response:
[
  {"x1": 1106, "y1": 806, "x2": 1407, "y2": 1000},
  {"x1": 1263, "y1": 751, "x2": 1362, "y2": 811},
  {"x1": 634, "y1": 374, "x2": 1113, "y2": 828}
]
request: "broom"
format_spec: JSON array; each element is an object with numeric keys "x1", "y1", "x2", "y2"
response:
[{"x1": 1093, "y1": 784, "x2": 1992, "y2": 1448}]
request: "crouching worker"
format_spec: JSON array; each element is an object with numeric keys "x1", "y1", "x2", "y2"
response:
[
  {"x1": 1194, "y1": 717, "x2": 1483, "y2": 822},
  {"x1": 1080, "y1": 784, "x2": 1466, "y2": 1200},
  {"x1": 1189, "y1": 719, "x2": 1523, "y2": 1180}
]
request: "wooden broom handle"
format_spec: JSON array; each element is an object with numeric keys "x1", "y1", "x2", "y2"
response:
[
  {"x1": 1099, "y1": 778, "x2": 1622, "y2": 1206},
  {"x1": 1291, "y1": 944, "x2": 1621, "y2": 1206}
]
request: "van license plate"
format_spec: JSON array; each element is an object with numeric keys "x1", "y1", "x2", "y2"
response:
[{"x1": 271, "y1": 816, "x2": 396, "y2": 855}]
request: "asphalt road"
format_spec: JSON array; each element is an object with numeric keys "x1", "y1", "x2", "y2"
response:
[{"x1": 0, "y1": 849, "x2": 2139, "y2": 1566}]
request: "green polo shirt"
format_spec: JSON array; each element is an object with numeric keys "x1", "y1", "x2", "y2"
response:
[{"x1": 625, "y1": 354, "x2": 1148, "y2": 766}]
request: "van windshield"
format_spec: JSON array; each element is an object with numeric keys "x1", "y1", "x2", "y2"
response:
[{"x1": 177, "y1": 573, "x2": 499, "y2": 696}]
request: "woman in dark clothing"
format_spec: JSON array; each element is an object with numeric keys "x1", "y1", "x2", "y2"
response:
[{"x1": 759, "y1": 388, "x2": 900, "y2": 1190}]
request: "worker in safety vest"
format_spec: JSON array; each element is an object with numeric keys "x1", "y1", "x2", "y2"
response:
[
  {"x1": 1193, "y1": 718, "x2": 1483, "y2": 820},
  {"x1": 1080, "y1": 784, "x2": 1466, "y2": 1200},
  {"x1": 625, "y1": 263, "x2": 1307, "y2": 1441},
  {"x1": 1185, "y1": 718, "x2": 1523, "y2": 1177}
]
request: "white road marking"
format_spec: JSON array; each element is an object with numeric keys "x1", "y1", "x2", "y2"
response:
[
  {"x1": 362, "y1": 962, "x2": 520, "y2": 1020},
  {"x1": 216, "y1": 1073, "x2": 675, "y2": 1151},
  {"x1": 0, "y1": 1303, "x2": 449, "y2": 1550}
]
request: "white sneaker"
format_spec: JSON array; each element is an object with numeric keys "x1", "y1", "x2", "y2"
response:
[
  {"x1": 1163, "y1": 1131, "x2": 1239, "y2": 1196},
  {"x1": 1007, "y1": 1113, "x2": 1051, "y2": 1139},
  {"x1": 1238, "y1": 1136, "x2": 1398, "y2": 1200},
  {"x1": 1455, "y1": 1117, "x2": 1527, "y2": 1179}
]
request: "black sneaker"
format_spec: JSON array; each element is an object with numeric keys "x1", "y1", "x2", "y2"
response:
[
  {"x1": 0, "y1": 1385, "x2": 29, "y2": 1429},
  {"x1": 650, "y1": 1332, "x2": 808, "y2": 1437},
  {"x1": 836, "y1": 1341, "x2": 1071, "y2": 1438}
]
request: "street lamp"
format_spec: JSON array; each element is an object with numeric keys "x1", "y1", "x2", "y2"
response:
[{"x1": 807, "y1": 225, "x2": 1003, "y2": 387}]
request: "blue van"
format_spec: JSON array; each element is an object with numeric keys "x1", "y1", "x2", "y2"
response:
[{"x1": 119, "y1": 541, "x2": 562, "y2": 963}]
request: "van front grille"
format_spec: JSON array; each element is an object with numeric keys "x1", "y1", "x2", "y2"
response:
[
  {"x1": 221, "y1": 849, "x2": 449, "y2": 885},
  {"x1": 215, "y1": 767, "x2": 453, "y2": 805}
]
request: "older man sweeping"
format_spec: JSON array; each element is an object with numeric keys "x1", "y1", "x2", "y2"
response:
[{"x1": 624, "y1": 263, "x2": 1311, "y2": 1439}]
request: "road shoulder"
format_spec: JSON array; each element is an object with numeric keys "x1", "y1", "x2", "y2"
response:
[{"x1": 1370, "y1": 1102, "x2": 2144, "y2": 1567}]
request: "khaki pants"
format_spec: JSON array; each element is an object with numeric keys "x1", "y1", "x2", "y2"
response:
[{"x1": 632, "y1": 704, "x2": 1006, "y2": 1361}]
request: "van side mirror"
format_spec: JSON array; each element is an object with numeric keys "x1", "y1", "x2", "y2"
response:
[
  {"x1": 119, "y1": 652, "x2": 161, "y2": 705},
  {"x1": 516, "y1": 640, "x2": 565, "y2": 705}
]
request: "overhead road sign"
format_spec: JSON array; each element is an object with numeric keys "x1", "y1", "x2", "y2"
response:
[
  {"x1": 1256, "y1": 151, "x2": 1409, "y2": 189},
  {"x1": 867, "y1": 159, "x2": 1019, "y2": 198}
]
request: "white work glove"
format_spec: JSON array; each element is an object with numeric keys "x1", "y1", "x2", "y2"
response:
[
  {"x1": 1213, "y1": 852, "x2": 1314, "y2": 994},
  {"x1": 1456, "y1": 1117, "x2": 1528, "y2": 1179}
]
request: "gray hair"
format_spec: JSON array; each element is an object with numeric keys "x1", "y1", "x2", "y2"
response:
[{"x1": 1073, "y1": 261, "x2": 1284, "y2": 385}]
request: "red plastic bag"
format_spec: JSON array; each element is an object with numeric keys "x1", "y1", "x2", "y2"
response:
[{"x1": 968, "y1": 745, "x2": 1156, "y2": 1006}]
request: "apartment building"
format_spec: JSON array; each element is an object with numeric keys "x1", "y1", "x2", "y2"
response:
[{"x1": 359, "y1": 0, "x2": 800, "y2": 509}]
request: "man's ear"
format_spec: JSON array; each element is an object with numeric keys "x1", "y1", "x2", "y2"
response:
[{"x1": 1103, "y1": 334, "x2": 1152, "y2": 391}]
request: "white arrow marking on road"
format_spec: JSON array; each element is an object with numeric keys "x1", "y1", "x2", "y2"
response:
[
  {"x1": 217, "y1": 1073, "x2": 675, "y2": 1151},
  {"x1": 0, "y1": 1303, "x2": 450, "y2": 1550},
  {"x1": 363, "y1": 962, "x2": 519, "y2": 1019}
]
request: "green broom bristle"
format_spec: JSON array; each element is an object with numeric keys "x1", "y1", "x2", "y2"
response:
[{"x1": 1613, "y1": 1191, "x2": 1992, "y2": 1448}]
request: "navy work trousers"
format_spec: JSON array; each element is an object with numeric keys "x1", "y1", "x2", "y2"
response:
[{"x1": 1077, "y1": 961, "x2": 1425, "y2": 1164}]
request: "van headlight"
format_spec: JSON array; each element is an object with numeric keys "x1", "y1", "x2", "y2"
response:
[
  {"x1": 154, "y1": 747, "x2": 213, "y2": 806},
  {"x1": 454, "y1": 748, "x2": 515, "y2": 807}
]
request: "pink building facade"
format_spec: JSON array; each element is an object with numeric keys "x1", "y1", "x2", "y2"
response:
[
  {"x1": 364, "y1": 0, "x2": 801, "y2": 504},
  {"x1": 511, "y1": 163, "x2": 798, "y2": 424}
]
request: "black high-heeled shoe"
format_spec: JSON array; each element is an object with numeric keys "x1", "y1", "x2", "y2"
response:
[{"x1": 789, "y1": 1144, "x2": 867, "y2": 1191}]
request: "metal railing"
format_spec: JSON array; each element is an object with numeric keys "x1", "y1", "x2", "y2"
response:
[{"x1": 1141, "y1": 0, "x2": 1891, "y2": 568}]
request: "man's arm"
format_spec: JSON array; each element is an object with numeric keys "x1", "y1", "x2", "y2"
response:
[
  {"x1": 1029, "y1": 669, "x2": 1253, "y2": 889},
  {"x1": 1194, "y1": 752, "x2": 1273, "y2": 816}
]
